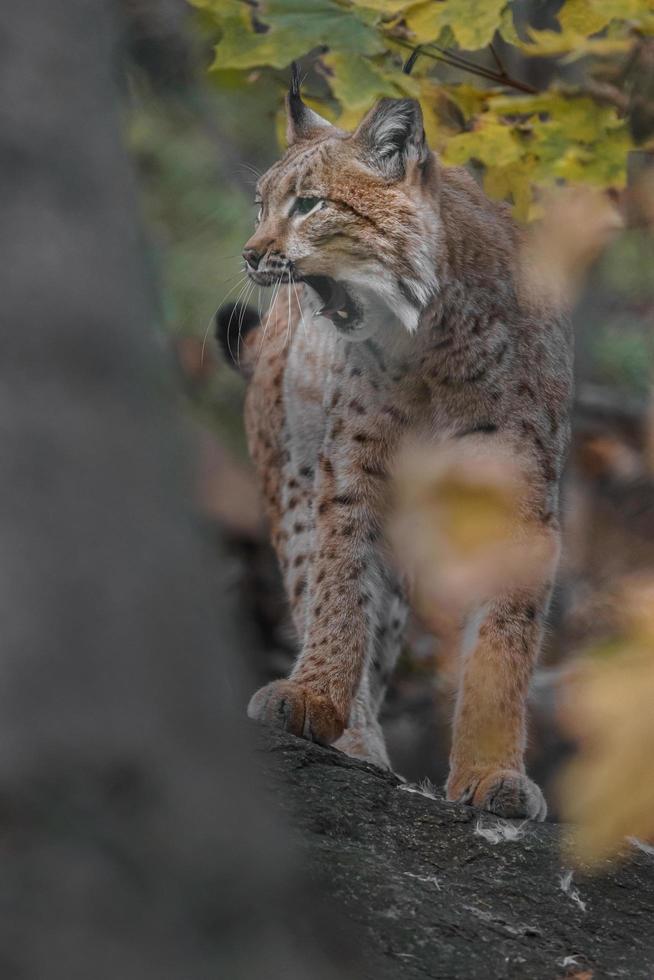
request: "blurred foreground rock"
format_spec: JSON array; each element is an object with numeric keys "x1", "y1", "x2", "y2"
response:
[
  {"x1": 257, "y1": 725, "x2": 654, "y2": 980},
  {"x1": 0, "y1": 2, "x2": 359, "y2": 976}
]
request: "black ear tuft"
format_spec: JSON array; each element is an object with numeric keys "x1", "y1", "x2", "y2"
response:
[
  {"x1": 354, "y1": 98, "x2": 428, "y2": 179},
  {"x1": 287, "y1": 61, "x2": 303, "y2": 123},
  {"x1": 285, "y1": 62, "x2": 334, "y2": 144},
  {"x1": 290, "y1": 60, "x2": 301, "y2": 98},
  {"x1": 215, "y1": 302, "x2": 259, "y2": 371}
]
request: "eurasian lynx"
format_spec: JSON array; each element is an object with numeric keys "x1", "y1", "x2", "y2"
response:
[{"x1": 221, "y1": 68, "x2": 572, "y2": 820}]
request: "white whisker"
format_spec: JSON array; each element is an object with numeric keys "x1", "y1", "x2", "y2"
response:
[
  {"x1": 291, "y1": 275, "x2": 308, "y2": 340},
  {"x1": 224, "y1": 278, "x2": 253, "y2": 366},
  {"x1": 237, "y1": 281, "x2": 256, "y2": 367},
  {"x1": 285, "y1": 280, "x2": 292, "y2": 351},
  {"x1": 256, "y1": 276, "x2": 283, "y2": 365},
  {"x1": 201, "y1": 272, "x2": 248, "y2": 367},
  {"x1": 239, "y1": 162, "x2": 262, "y2": 179}
]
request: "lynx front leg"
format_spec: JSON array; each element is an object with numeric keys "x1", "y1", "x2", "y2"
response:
[
  {"x1": 249, "y1": 394, "x2": 398, "y2": 746},
  {"x1": 250, "y1": 468, "x2": 378, "y2": 742},
  {"x1": 446, "y1": 568, "x2": 558, "y2": 821}
]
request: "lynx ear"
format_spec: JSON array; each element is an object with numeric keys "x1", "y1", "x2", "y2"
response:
[
  {"x1": 286, "y1": 62, "x2": 333, "y2": 145},
  {"x1": 354, "y1": 98, "x2": 428, "y2": 179}
]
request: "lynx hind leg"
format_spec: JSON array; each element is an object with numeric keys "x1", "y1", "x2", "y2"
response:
[
  {"x1": 334, "y1": 710, "x2": 390, "y2": 770},
  {"x1": 334, "y1": 667, "x2": 391, "y2": 770},
  {"x1": 335, "y1": 579, "x2": 408, "y2": 771}
]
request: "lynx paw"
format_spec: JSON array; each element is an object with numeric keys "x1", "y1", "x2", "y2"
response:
[
  {"x1": 447, "y1": 768, "x2": 547, "y2": 822},
  {"x1": 247, "y1": 679, "x2": 344, "y2": 745}
]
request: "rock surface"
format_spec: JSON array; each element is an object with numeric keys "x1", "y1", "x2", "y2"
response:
[{"x1": 256, "y1": 725, "x2": 654, "y2": 980}]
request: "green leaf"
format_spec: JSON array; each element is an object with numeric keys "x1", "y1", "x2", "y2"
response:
[
  {"x1": 188, "y1": 0, "x2": 237, "y2": 8},
  {"x1": 324, "y1": 53, "x2": 403, "y2": 124},
  {"x1": 207, "y1": 0, "x2": 384, "y2": 71}
]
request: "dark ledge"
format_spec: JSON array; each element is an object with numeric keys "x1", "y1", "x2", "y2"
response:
[{"x1": 254, "y1": 725, "x2": 654, "y2": 980}]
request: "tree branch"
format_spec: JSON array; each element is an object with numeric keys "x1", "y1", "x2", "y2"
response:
[{"x1": 395, "y1": 38, "x2": 538, "y2": 95}]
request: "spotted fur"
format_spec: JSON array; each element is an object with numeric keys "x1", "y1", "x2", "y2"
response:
[{"x1": 233, "y1": 79, "x2": 572, "y2": 821}]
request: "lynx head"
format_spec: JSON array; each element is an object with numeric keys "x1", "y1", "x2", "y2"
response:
[{"x1": 242, "y1": 65, "x2": 441, "y2": 338}]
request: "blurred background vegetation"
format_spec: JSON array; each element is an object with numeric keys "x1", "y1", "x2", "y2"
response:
[{"x1": 125, "y1": 0, "x2": 654, "y2": 861}]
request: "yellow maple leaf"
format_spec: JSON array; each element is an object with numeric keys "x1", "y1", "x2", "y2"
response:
[
  {"x1": 352, "y1": 0, "x2": 412, "y2": 10},
  {"x1": 405, "y1": 0, "x2": 507, "y2": 50},
  {"x1": 560, "y1": 578, "x2": 654, "y2": 864},
  {"x1": 558, "y1": 0, "x2": 652, "y2": 36},
  {"x1": 498, "y1": 2, "x2": 521, "y2": 45},
  {"x1": 519, "y1": 26, "x2": 632, "y2": 57},
  {"x1": 558, "y1": 579, "x2": 654, "y2": 865},
  {"x1": 442, "y1": 115, "x2": 524, "y2": 168},
  {"x1": 484, "y1": 161, "x2": 534, "y2": 220}
]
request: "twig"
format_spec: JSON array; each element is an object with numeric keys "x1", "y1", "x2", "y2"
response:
[
  {"x1": 489, "y1": 42, "x2": 506, "y2": 75},
  {"x1": 393, "y1": 38, "x2": 538, "y2": 95},
  {"x1": 396, "y1": 39, "x2": 496, "y2": 83},
  {"x1": 412, "y1": 39, "x2": 508, "y2": 80},
  {"x1": 418, "y1": 40, "x2": 538, "y2": 93}
]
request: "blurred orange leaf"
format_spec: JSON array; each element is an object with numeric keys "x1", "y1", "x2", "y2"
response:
[{"x1": 558, "y1": 578, "x2": 654, "y2": 865}]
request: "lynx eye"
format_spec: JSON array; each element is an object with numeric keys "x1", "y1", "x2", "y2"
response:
[{"x1": 293, "y1": 196, "x2": 322, "y2": 216}]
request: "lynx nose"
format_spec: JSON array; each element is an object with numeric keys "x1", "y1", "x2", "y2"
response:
[{"x1": 243, "y1": 247, "x2": 261, "y2": 270}]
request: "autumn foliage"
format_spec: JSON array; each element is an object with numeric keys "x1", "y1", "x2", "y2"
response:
[{"x1": 192, "y1": 0, "x2": 654, "y2": 217}]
